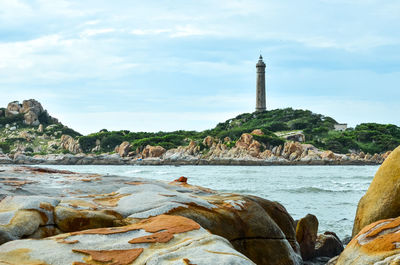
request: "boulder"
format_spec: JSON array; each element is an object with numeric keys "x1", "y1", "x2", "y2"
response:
[
  {"x1": 235, "y1": 133, "x2": 253, "y2": 149},
  {"x1": 21, "y1": 99, "x2": 44, "y2": 114},
  {"x1": 202, "y1": 136, "x2": 215, "y2": 148},
  {"x1": 336, "y1": 216, "x2": 400, "y2": 264},
  {"x1": 296, "y1": 214, "x2": 318, "y2": 260},
  {"x1": 352, "y1": 145, "x2": 400, "y2": 236},
  {"x1": 142, "y1": 145, "x2": 166, "y2": 158},
  {"x1": 315, "y1": 232, "x2": 344, "y2": 258},
  {"x1": 282, "y1": 142, "x2": 303, "y2": 159},
  {"x1": 321, "y1": 150, "x2": 335, "y2": 160},
  {"x1": 60, "y1": 135, "x2": 82, "y2": 154},
  {"x1": 6, "y1": 101, "x2": 21, "y2": 113},
  {"x1": 0, "y1": 215, "x2": 256, "y2": 265},
  {"x1": 38, "y1": 124, "x2": 44, "y2": 133},
  {"x1": 116, "y1": 141, "x2": 131, "y2": 157}
]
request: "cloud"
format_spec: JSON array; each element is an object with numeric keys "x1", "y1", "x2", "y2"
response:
[{"x1": 80, "y1": 28, "x2": 116, "y2": 37}]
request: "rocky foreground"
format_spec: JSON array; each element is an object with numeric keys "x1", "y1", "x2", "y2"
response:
[{"x1": 0, "y1": 165, "x2": 346, "y2": 265}]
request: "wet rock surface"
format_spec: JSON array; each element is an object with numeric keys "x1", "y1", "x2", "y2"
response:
[{"x1": 0, "y1": 165, "x2": 302, "y2": 265}]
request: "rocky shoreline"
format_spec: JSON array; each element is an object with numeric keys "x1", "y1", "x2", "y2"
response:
[
  {"x1": 0, "y1": 133, "x2": 389, "y2": 166},
  {"x1": 0, "y1": 152, "x2": 385, "y2": 166}
]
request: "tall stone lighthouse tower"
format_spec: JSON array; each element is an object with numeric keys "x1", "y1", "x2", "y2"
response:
[{"x1": 256, "y1": 55, "x2": 266, "y2": 112}]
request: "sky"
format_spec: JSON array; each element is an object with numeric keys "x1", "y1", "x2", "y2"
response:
[{"x1": 0, "y1": 0, "x2": 399, "y2": 134}]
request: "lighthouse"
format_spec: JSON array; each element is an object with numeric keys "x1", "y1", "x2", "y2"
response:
[{"x1": 255, "y1": 55, "x2": 266, "y2": 112}]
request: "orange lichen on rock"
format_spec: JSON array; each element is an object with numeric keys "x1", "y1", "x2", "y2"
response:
[
  {"x1": 57, "y1": 239, "x2": 79, "y2": 244},
  {"x1": 65, "y1": 200, "x2": 98, "y2": 210},
  {"x1": 72, "y1": 248, "x2": 143, "y2": 265},
  {"x1": 0, "y1": 248, "x2": 48, "y2": 265},
  {"x1": 350, "y1": 217, "x2": 400, "y2": 254},
  {"x1": 366, "y1": 218, "x2": 400, "y2": 238},
  {"x1": 39, "y1": 202, "x2": 55, "y2": 212},
  {"x1": 124, "y1": 181, "x2": 146, "y2": 185},
  {"x1": 128, "y1": 231, "x2": 175, "y2": 244},
  {"x1": 0, "y1": 180, "x2": 36, "y2": 186},
  {"x1": 71, "y1": 215, "x2": 200, "y2": 236},
  {"x1": 93, "y1": 194, "x2": 129, "y2": 207}
]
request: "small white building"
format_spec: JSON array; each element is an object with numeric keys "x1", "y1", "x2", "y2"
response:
[{"x1": 334, "y1": 123, "x2": 348, "y2": 131}]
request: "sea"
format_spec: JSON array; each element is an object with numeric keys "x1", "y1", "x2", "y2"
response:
[{"x1": 41, "y1": 164, "x2": 378, "y2": 240}]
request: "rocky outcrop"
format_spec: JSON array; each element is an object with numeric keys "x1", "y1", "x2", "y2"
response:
[
  {"x1": 336, "y1": 216, "x2": 400, "y2": 264},
  {"x1": 116, "y1": 141, "x2": 131, "y2": 157},
  {"x1": 0, "y1": 166, "x2": 302, "y2": 265},
  {"x1": 0, "y1": 214, "x2": 255, "y2": 265},
  {"x1": 296, "y1": 214, "x2": 319, "y2": 260},
  {"x1": 142, "y1": 145, "x2": 166, "y2": 158},
  {"x1": 352, "y1": 145, "x2": 400, "y2": 236},
  {"x1": 4, "y1": 99, "x2": 58, "y2": 126},
  {"x1": 60, "y1": 134, "x2": 82, "y2": 154}
]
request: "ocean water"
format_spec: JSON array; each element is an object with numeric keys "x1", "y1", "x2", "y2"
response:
[{"x1": 39, "y1": 164, "x2": 378, "y2": 240}]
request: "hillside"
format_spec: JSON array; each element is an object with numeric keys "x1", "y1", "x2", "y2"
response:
[{"x1": 0, "y1": 99, "x2": 399, "y2": 159}]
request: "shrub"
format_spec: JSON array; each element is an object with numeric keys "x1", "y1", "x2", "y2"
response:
[
  {"x1": 100, "y1": 134, "x2": 124, "y2": 152},
  {"x1": 79, "y1": 135, "x2": 97, "y2": 153},
  {"x1": 0, "y1": 142, "x2": 10, "y2": 153}
]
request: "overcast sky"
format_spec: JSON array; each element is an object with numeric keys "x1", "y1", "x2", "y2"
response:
[{"x1": 0, "y1": 0, "x2": 399, "y2": 134}]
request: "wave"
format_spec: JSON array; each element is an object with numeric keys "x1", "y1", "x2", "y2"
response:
[{"x1": 278, "y1": 186, "x2": 358, "y2": 193}]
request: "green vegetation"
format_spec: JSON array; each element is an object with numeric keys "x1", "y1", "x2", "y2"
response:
[
  {"x1": 41, "y1": 124, "x2": 81, "y2": 139},
  {"x1": 76, "y1": 108, "x2": 399, "y2": 154},
  {"x1": 1, "y1": 106, "x2": 398, "y2": 155},
  {"x1": 0, "y1": 113, "x2": 25, "y2": 127}
]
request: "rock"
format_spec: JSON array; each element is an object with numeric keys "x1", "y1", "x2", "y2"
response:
[
  {"x1": 236, "y1": 133, "x2": 253, "y2": 149},
  {"x1": 282, "y1": 142, "x2": 303, "y2": 159},
  {"x1": 21, "y1": 99, "x2": 44, "y2": 114},
  {"x1": 352, "y1": 145, "x2": 400, "y2": 236},
  {"x1": 251, "y1": 129, "x2": 264, "y2": 136},
  {"x1": 336, "y1": 216, "x2": 400, "y2": 264},
  {"x1": 0, "y1": 166, "x2": 302, "y2": 265},
  {"x1": 60, "y1": 135, "x2": 82, "y2": 154},
  {"x1": 9, "y1": 126, "x2": 16, "y2": 131},
  {"x1": 382, "y1": 150, "x2": 391, "y2": 160},
  {"x1": 0, "y1": 215, "x2": 255, "y2": 265},
  {"x1": 0, "y1": 153, "x2": 12, "y2": 164},
  {"x1": 296, "y1": 214, "x2": 319, "y2": 260},
  {"x1": 142, "y1": 145, "x2": 166, "y2": 158},
  {"x1": 321, "y1": 150, "x2": 335, "y2": 160},
  {"x1": 23, "y1": 110, "x2": 40, "y2": 126},
  {"x1": 38, "y1": 124, "x2": 44, "y2": 133},
  {"x1": 203, "y1": 136, "x2": 215, "y2": 148},
  {"x1": 224, "y1": 137, "x2": 231, "y2": 143},
  {"x1": 6, "y1": 101, "x2": 21, "y2": 113},
  {"x1": 315, "y1": 232, "x2": 344, "y2": 258},
  {"x1": 175, "y1": 176, "x2": 188, "y2": 183},
  {"x1": 116, "y1": 141, "x2": 131, "y2": 157}
]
